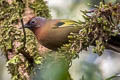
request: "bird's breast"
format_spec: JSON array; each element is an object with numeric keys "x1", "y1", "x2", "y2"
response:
[{"x1": 33, "y1": 27, "x2": 70, "y2": 50}]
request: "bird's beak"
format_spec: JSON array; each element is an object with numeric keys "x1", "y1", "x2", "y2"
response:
[
  {"x1": 24, "y1": 24, "x2": 30, "y2": 28},
  {"x1": 19, "y1": 24, "x2": 30, "y2": 29}
]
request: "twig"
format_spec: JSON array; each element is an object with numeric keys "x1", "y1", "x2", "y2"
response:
[
  {"x1": 20, "y1": 17, "x2": 26, "y2": 49},
  {"x1": 19, "y1": 10, "x2": 26, "y2": 49}
]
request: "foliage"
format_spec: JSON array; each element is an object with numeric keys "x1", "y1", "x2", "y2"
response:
[
  {"x1": 105, "y1": 75, "x2": 120, "y2": 80},
  {"x1": 29, "y1": 0, "x2": 51, "y2": 18},
  {"x1": 60, "y1": 2, "x2": 120, "y2": 56},
  {"x1": 31, "y1": 52, "x2": 71, "y2": 80}
]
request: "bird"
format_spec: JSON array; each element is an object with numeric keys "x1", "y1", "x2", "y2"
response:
[
  {"x1": 23, "y1": 16, "x2": 120, "y2": 53},
  {"x1": 24, "y1": 16, "x2": 81, "y2": 50}
]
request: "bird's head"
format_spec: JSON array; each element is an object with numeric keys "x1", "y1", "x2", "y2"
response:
[{"x1": 24, "y1": 16, "x2": 46, "y2": 30}]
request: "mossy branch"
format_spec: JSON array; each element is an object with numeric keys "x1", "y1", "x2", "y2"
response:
[
  {"x1": 60, "y1": 2, "x2": 120, "y2": 56},
  {"x1": 0, "y1": 0, "x2": 50, "y2": 80}
]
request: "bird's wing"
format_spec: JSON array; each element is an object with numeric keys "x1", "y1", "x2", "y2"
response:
[{"x1": 52, "y1": 19, "x2": 79, "y2": 29}]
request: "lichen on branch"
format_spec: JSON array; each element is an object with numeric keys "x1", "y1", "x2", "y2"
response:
[
  {"x1": 60, "y1": 2, "x2": 120, "y2": 56},
  {"x1": 0, "y1": 0, "x2": 50, "y2": 80}
]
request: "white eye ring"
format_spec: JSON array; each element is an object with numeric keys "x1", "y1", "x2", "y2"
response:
[
  {"x1": 30, "y1": 20, "x2": 36, "y2": 24},
  {"x1": 31, "y1": 21, "x2": 35, "y2": 24}
]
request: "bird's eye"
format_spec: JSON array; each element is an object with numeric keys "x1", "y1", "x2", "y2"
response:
[
  {"x1": 32, "y1": 21, "x2": 35, "y2": 24},
  {"x1": 30, "y1": 20, "x2": 36, "y2": 25}
]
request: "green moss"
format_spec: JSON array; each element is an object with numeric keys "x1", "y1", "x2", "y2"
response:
[
  {"x1": 29, "y1": 0, "x2": 51, "y2": 18},
  {"x1": 59, "y1": 3, "x2": 120, "y2": 56},
  {"x1": 0, "y1": 0, "x2": 51, "y2": 80}
]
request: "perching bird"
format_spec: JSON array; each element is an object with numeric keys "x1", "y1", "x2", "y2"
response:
[{"x1": 24, "y1": 17, "x2": 81, "y2": 50}]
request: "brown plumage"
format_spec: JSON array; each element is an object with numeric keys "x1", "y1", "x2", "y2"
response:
[
  {"x1": 24, "y1": 17, "x2": 80, "y2": 50},
  {"x1": 24, "y1": 16, "x2": 120, "y2": 53}
]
